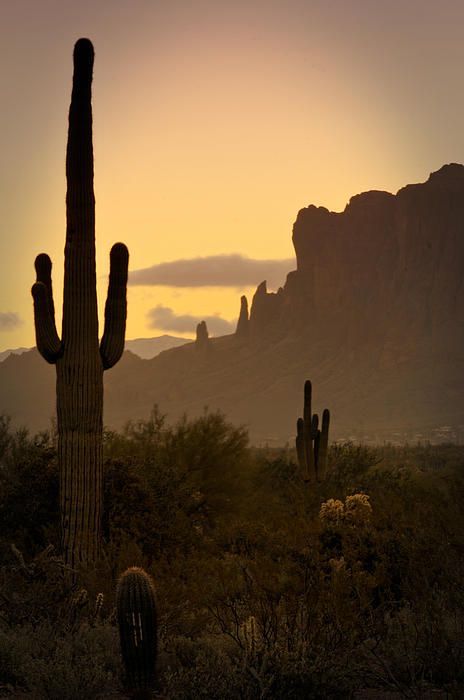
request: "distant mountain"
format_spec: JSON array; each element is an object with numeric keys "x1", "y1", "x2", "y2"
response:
[
  {"x1": 124, "y1": 335, "x2": 190, "y2": 359},
  {"x1": 0, "y1": 335, "x2": 189, "y2": 364},
  {"x1": 0, "y1": 347, "x2": 30, "y2": 363},
  {"x1": 2, "y1": 165, "x2": 464, "y2": 444}
]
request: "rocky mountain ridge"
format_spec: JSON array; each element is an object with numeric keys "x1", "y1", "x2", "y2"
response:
[
  {"x1": 0, "y1": 334, "x2": 189, "y2": 363},
  {"x1": 2, "y1": 165, "x2": 463, "y2": 444}
]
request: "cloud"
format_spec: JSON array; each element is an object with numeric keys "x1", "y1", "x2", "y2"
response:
[
  {"x1": 130, "y1": 254, "x2": 294, "y2": 289},
  {"x1": 147, "y1": 305, "x2": 235, "y2": 336},
  {"x1": 0, "y1": 312, "x2": 22, "y2": 331}
]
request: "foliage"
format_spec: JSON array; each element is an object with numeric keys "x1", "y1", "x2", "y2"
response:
[
  {"x1": 0, "y1": 417, "x2": 58, "y2": 556},
  {"x1": 1, "y1": 413, "x2": 463, "y2": 697}
]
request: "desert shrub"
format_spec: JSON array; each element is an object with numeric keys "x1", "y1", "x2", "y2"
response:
[
  {"x1": 162, "y1": 636, "x2": 249, "y2": 699},
  {"x1": 1, "y1": 414, "x2": 464, "y2": 696},
  {"x1": 324, "y1": 441, "x2": 380, "y2": 492},
  {"x1": 103, "y1": 457, "x2": 162, "y2": 558},
  {"x1": 0, "y1": 542, "x2": 121, "y2": 699},
  {"x1": 255, "y1": 453, "x2": 314, "y2": 525},
  {"x1": 0, "y1": 620, "x2": 121, "y2": 699},
  {"x1": 0, "y1": 417, "x2": 58, "y2": 554},
  {"x1": 105, "y1": 407, "x2": 251, "y2": 528}
]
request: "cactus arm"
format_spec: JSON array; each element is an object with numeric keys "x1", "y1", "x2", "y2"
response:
[
  {"x1": 303, "y1": 381, "x2": 316, "y2": 478},
  {"x1": 100, "y1": 242, "x2": 129, "y2": 369},
  {"x1": 311, "y1": 413, "x2": 319, "y2": 438},
  {"x1": 314, "y1": 428, "x2": 321, "y2": 476},
  {"x1": 296, "y1": 417, "x2": 307, "y2": 477},
  {"x1": 31, "y1": 283, "x2": 63, "y2": 363},
  {"x1": 31, "y1": 254, "x2": 62, "y2": 363},
  {"x1": 35, "y1": 253, "x2": 56, "y2": 320},
  {"x1": 311, "y1": 413, "x2": 319, "y2": 479},
  {"x1": 318, "y1": 408, "x2": 330, "y2": 480},
  {"x1": 303, "y1": 380, "x2": 312, "y2": 428}
]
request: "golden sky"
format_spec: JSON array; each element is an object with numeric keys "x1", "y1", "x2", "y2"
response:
[{"x1": 1, "y1": 0, "x2": 463, "y2": 350}]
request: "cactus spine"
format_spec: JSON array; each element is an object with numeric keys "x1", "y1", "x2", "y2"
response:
[
  {"x1": 31, "y1": 39, "x2": 128, "y2": 567},
  {"x1": 296, "y1": 380, "x2": 330, "y2": 482},
  {"x1": 116, "y1": 567, "x2": 158, "y2": 697}
]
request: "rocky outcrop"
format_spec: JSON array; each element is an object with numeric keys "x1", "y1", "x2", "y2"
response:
[
  {"x1": 235, "y1": 296, "x2": 250, "y2": 339},
  {"x1": 2, "y1": 165, "x2": 464, "y2": 444},
  {"x1": 195, "y1": 320, "x2": 210, "y2": 350},
  {"x1": 250, "y1": 163, "x2": 464, "y2": 359}
]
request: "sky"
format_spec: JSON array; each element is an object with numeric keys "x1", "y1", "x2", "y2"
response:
[{"x1": 1, "y1": 0, "x2": 463, "y2": 350}]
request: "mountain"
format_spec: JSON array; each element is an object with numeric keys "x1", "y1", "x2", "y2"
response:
[
  {"x1": 0, "y1": 335, "x2": 189, "y2": 364},
  {"x1": 0, "y1": 347, "x2": 30, "y2": 363},
  {"x1": 124, "y1": 335, "x2": 190, "y2": 359},
  {"x1": 2, "y1": 165, "x2": 464, "y2": 444}
]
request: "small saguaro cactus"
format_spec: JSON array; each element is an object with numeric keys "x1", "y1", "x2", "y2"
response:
[
  {"x1": 296, "y1": 380, "x2": 330, "y2": 482},
  {"x1": 31, "y1": 39, "x2": 129, "y2": 568},
  {"x1": 116, "y1": 567, "x2": 158, "y2": 697}
]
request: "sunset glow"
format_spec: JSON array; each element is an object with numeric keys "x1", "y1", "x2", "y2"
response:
[{"x1": 1, "y1": 0, "x2": 463, "y2": 349}]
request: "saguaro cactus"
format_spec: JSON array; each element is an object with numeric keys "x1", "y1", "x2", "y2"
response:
[
  {"x1": 116, "y1": 567, "x2": 158, "y2": 697},
  {"x1": 296, "y1": 380, "x2": 330, "y2": 482},
  {"x1": 31, "y1": 39, "x2": 128, "y2": 567}
]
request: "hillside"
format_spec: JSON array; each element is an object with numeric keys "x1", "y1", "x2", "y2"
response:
[
  {"x1": 2, "y1": 165, "x2": 464, "y2": 444},
  {"x1": 0, "y1": 335, "x2": 189, "y2": 364},
  {"x1": 0, "y1": 347, "x2": 30, "y2": 363}
]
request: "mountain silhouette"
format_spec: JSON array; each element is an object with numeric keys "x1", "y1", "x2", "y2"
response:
[
  {"x1": 0, "y1": 335, "x2": 189, "y2": 364},
  {"x1": 2, "y1": 165, "x2": 464, "y2": 444}
]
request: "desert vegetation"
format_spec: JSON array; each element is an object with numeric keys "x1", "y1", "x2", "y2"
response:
[{"x1": 0, "y1": 410, "x2": 463, "y2": 698}]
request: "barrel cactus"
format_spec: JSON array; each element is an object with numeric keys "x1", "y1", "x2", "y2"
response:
[
  {"x1": 116, "y1": 567, "x2": 158, "y2": 697},
  {"x1": 31, "y1": 39, "x2": 129, "y2": 567},
  {"x1": 296, "y1": 380, "x2": 330, "y2": 482}
]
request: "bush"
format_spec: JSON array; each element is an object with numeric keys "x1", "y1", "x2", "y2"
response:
[
  {"x1": 1, "y1": 414, "x2": 464, "y2": 696},
  {"x1": 0, "y1": 621, "x2": 121, "y2": 699}
]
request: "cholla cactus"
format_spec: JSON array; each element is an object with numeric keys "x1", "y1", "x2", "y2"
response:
[
  {"x1": 116, "y1": 567, "x2": 157, "y2": 696},
  {"x1": 344, "y1": 493, "x2": 372, "y2": 526},
  {"x1": 71, "y1": 587, "x2": 89, "y2": 608},
  {"x1": 241, "y1": 615, "x2": 259, "y2": 657},
  {"x1": 320, "y1": 493, "x2": 372, "y2": 528},
  {"x1": 319, "y1": 498, "x2": 345, "y2": 525},
  {"x1": 94, "y1": 592, "x2": 104, "y2": 621},
  {"x1": 68, "y1": 587, "x2": 89, "y2": 630}
]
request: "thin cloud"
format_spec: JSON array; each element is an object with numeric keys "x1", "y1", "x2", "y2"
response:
[
  {"x1": 130, "y1": 254, "x2": 294, "y2": 288},
  {"x1": 0, "y1": 312, "x2": 22, "y2": 331},
  {"x1": 147, "y1": 305, "x2": 235, "y2": 336}
]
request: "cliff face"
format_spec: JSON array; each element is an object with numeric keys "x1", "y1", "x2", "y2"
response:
[
  {"x1": 240, "y1": 163, "x2": 464, "y2": 441},
  {"x1": 250, "y1": 164, "x2": 464, "y2": 360},
  {"x1": 2, "y1": 165, "x2": 464, "y2": 443}
]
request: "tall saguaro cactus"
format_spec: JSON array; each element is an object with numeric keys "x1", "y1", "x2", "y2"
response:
[
  {"x1": 31, "y1": 39, "x2": 129, "y2": 567},
  {"x1": 296, "y1": 380, "x2": 330, "y2": 482}
]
